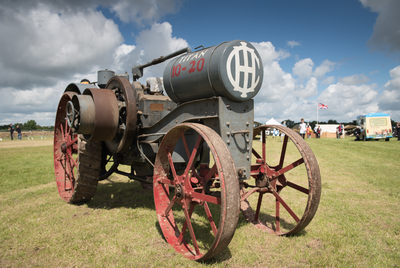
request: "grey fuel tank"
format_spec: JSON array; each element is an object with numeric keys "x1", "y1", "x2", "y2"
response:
[{"x1": 163, "y1": 40, "x2": 263, "y2": 103}]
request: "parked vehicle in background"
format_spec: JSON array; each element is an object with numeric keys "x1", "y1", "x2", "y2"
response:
[{"x1": 357, "y1": 113, "x2": 393, "y2": 141}]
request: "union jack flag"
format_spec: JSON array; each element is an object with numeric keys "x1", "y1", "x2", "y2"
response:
[{"x1": 318, "y1": 103, "x2": 328, "y2": 109}]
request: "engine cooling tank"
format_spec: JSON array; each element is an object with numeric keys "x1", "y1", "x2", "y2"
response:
[{"x1": 163, "y1": 40, "x2": 263, "y2": 103}]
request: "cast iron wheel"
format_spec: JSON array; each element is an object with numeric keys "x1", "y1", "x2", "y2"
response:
[
  {"x1": 153, "y1": 123, "x2": 240, "y2": 261},
  {"x1": 240, "y1": 125, "x2": 321, "y2": 235},
  {"x1": 54, "y1": 92, "x2": 102, "y2": 203}
]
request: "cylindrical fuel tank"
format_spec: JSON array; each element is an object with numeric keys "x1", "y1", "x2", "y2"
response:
[
  {"x1": 98, "y1": 69, "x2": 115, "y2": 88},
  {"x1": 163, "y1": 40, "x2": 263, "y2": 103}
]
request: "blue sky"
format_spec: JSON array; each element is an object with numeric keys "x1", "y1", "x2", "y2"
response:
[{"x1": 0, "y1": 0, "x2": 399, "y2": 125}]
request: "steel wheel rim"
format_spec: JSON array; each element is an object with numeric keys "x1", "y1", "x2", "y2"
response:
[
  {"x1": 154, "y1": 123, "x2": 239, "y2": 261},
  {"x1": 241, "y1": 125, "x2": 321, "y2": 235},
  {"x1": 54, "y1": 92, "x2": 79, "y2": 202}
]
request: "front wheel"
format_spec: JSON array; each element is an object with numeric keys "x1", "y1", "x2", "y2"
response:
[{"x1": 153, "y1": 123, "x2": 240, "y2": 261}]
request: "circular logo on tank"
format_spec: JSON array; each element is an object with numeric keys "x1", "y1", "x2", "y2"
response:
[{"x1": 225, "y1": 41, "x2": 262, "y2": 99}]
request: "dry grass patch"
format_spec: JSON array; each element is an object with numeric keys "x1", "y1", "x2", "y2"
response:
[{"x1": 0, "y1": 137, "x2": 399, "y2": 267}]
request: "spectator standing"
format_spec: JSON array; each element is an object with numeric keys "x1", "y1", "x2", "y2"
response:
[
  {"x1": 306, "y1": 124, "x2": 312, "y2": 139},
  {"x1": 340, "y1": 124, "x2": 345, "y2": 139},
  {"x1": 317, "y1": 126, "x2": 321, "y2": 138},
  {"x1": 354, "y1": 126, "x2": 361, "y2": 141},
  {"x1": 8, "y1": 124, "x2": 14, "y2": 140},
  {"x1": 336, "y1": 126, "x2": 340, "y2": 139},
  {"x1": 299, "y1": 118, "x2": 307, "y2": 139},
  {"x1": 397, "y1": 122, "x2": 400, "y2": 141},
  {"x1": 16, "y1": 125, "x2": 22, "y2": 140}
]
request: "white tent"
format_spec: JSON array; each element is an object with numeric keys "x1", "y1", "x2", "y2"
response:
[{"x1": 265, "y1": 118, "x2": 282, "y2": 126}]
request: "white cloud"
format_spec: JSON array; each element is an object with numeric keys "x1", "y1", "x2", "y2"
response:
[
  {"x1": 378, "y1": 65, "x2": 400, "y2": 119},
  {"x1": 314, "y1": 60, "x2": 335, "y2": 78},
  {"x1": 339, "y1": 74, "x2": 369, "y2": 85},
  {"x1": 110, "y1": 22, "x2": 189, "y2": 78},
  {"x1": 253, "y1": 42, "x2": 296, "y2": 104},
  {"x1": 318, "y1": 82, "x2": 379, "y2": 120},
  {"x1": 292, "y1": 58, "x2": 314, "y2": 80},
  {"x1": 110, "y1": 0, "x2": 182, "y2": 24},
  {"x1": 287, "y1": 40, "x2": 301, "y2": 48},
  {"x1": 0, "y1": 1, "x2": 184, "y2": 126},
  {"x1": 0, "y1": 4, "x2": 123, "y2": 90},
  {"x1": 360, "y1": 0, "x2": 400, "y2": 52},
  {"x1": 0, "y1": 0, "x2": 182, "y2": 26},
  {"x1": 322, "y1": 76, "x2": 335, "y2": 85},
  {"x1": 296, "y1": 77, "x2": 318, "y2": 98}
]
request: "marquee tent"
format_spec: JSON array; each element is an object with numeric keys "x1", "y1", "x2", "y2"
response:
[{"x1": 265, "y1": 118, "x2": 282, "y2": 126}]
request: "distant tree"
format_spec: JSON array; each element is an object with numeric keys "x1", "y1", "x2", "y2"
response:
[
  {"x1": 283, "y1": 119, "x2": 295, "y2": 128},
  {"x1": 309, "y1": 120, "x2": 317, "y2": 129},
  {"x1": 23, "y1": 120, "x2": 38, "y2": 130},
  {"x1": 327, "y1": 119, "x2": 338, "y2": 124}
]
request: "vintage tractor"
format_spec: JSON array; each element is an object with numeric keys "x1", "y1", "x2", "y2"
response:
[{"x1": 53, "y1": 40, "x2": 321, "y2": 261}]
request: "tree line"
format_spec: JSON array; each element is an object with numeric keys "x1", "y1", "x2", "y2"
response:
[
  {"x1": 0, "y1": 120, "x2": 54, "y2": 131},
  {"x1": 257, "y1": 119, "x2": 397, "y2": 130}
]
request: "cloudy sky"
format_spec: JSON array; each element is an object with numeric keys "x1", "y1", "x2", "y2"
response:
[{"x1": 0, "y1": 0, "x2": 399, "y2": 125}]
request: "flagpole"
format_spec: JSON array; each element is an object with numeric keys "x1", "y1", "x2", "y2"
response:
[{"x1": 317, "y1": 102, "x2": 319, "y2": 126}]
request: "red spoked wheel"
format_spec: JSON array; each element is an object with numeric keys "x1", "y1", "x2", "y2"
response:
[
  {"x1": 153, "y1": 123, "x2": 240, "y2": 261},
  {"x1": 54, "y1": 92, "x2": 102, "y2": 203},
  {"x1": 240, "y1": 125, "x2": 321, "y2": 235}
]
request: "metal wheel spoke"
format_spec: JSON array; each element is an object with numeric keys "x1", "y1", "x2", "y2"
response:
[
  {"x1": 276, "y1": 198, "x2": 280, "y2": 232},
  {"x1": 183, "y1": 135, "x2": 202, "y2": 177},
  {"x1": 60, "y1": 123, "x2": 64, "y2": 138},
  {"x1": 178, "y1": 203, "x2": 195, "y2": 244},
  {"x1": 106, "y1": 155, "x2": 113, "y2": 164},
  {"x1": 271, "y1": 189, "x2": 300, "y2": 223},
  {"x1": 68, "y1": 153, "x2": 78, "y2": 170},
  {"x1": 240, "y1": 187, "x2": 259, "y2": 202},
  {"x1": 261, "y1": 130, "x2": 266, "y2": 160},
  {"x1": 160, "y1": 181, "x2": 170, "y2": 198},
  {"x1": 65, "y1": 154, "x2": 75, "y2": 183},
  {"x1": 204, "y1": 164, "x2": 217, "y2": 182},
  {"x1": 163, "y1": 195, "x2": 177, "y2": 217},
  {"x1": 183, "y1": 204, "x2": 200, "y2": 255},
  {"x1": 276, "y1": 158, "x2": 304, "y2": 176},
  {"x1": 181, "y1": 133, "x2": 203, "y2": 179},
  {"x1": 252, "y1": 148, "x2": 262, "y2": 160},
  {"x1": 254, "y1": 192, "x2": 263, "y2": 222},
  {"x1": 157, "y1": 178, "x2": 174, "y2": 186},
  {"x1": 279, "y1": 135, "x2": 288, "y2": 168},
  {"x1": 286, "y1": 180, "x2": 309, "y2": 194},
  {"x1": 62, "y1": 156, "x2": 67, "y2": 189},
  {"x1": 191, "y1": 191, "x2": 220, "y2": 205},
  {"x1": 203, "y1": 202, "x2": 218, "y2": 236},
  {"x1": 167, "y1": 152, "x2": 178, "y2": 179},
  {"x1": 67, "y1": 136, "x2": 78, "y2": 147},
  {"x1": 64, "y1": 119, "x2": 69, "y2": 141},
  {"x1": 181, "y1": 132, "x2": 191, "y2": 158}
]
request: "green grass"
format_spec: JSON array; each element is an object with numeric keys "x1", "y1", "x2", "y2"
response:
[{"x1": 1, "y1": 138, "x2": 400, "y2": 267}]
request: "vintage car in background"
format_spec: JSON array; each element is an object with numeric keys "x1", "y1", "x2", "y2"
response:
[{"x1": 357, "y1": 113, "x2": 393, "y2": 141}]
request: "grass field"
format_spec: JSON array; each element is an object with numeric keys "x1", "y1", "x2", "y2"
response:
[{"x1": 0, "y1": 137, "x2": 399, "y2": 267}]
